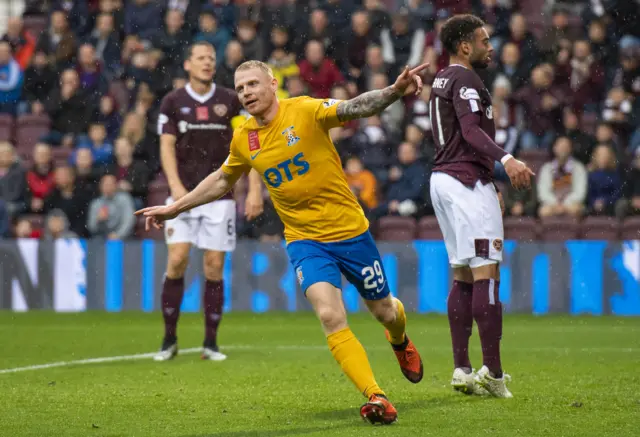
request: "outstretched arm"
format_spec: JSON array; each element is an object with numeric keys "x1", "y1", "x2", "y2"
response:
[
  {"x1": 336, "y1": 63, "x2": 429, "y2": 122},
  {"x1": 172, "y1": 168, "x2": 240, "y2": 215}
]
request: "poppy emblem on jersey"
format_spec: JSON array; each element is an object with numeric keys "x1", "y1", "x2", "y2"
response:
[
  {"x1": 281, "y1": 126, "x2": 300, "y2": 147},
  {"x1": 248, "y1": 130, "x2": 261, "y2": 159},
  {"x1": 196, "y1": 106, "x2": 209, "y2": 121},
  {"x1": 493, "y1": 238, "x2": 503, "y2": 252},
  {"x1": 167, "y1": 228, "x2": 174, "y2": 237},
  {"x1": 213, "y1": 104, "x2": 227, "y2": 117},
  {"x1": 296, "y1": 267, "x2": 304, "y2": 285}
]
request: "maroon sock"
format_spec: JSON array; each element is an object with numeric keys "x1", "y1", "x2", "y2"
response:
[
  {"x1": 472, "y1": 279, "x2": 503, "y2": 376},
  {"x1": 204, "y1": 280, "x2": 224, "y2": 346},
  {"x1": 447, "y1": 280, "x2": 474, "y2": 369},
  {"x1": 162, "y1": 276, "x2": 184, "y2": 339}
]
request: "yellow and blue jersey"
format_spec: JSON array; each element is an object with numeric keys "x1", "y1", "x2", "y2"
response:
[{"x1": 221, "y1": 96, "x2": 369, "y2": 244}]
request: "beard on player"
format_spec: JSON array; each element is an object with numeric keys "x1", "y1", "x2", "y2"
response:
[{"x1": 470, "y1": 41, "x2": 493, "y2": 70}]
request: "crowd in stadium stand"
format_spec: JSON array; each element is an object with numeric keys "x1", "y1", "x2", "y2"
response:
[{"x1": 0, "y1": 0, "x2": 639, "y2": 241}]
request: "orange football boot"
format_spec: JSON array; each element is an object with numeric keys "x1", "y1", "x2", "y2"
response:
[
  {"x1": 360, "y1": 394, "x2": 398, "y2": 425},
  {"x1": 385, "y1": 330, "x2": 424, "y2": 383}
]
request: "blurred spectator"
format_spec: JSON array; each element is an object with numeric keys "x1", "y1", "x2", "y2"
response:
[
  {"x1": 73, "y1": 147, "x2": 100, "y2": 197},
  {"x1": 298, "y1": 39, "x2": 344, "y2": 98},
  {"x1": 98, "y1": 0, "x2": 125, "y2": 42},
  {"x1": 595, "y1": 122, "x2": 620, "y2": 152},
  {"x1": 616, "y1": 148, "x2": 640, "y2": 218},
  {"x1": 344, "y1": 155, "x2": 378, "y2": 212},
  {"x1": 362, "y1": 0, "x2": 390, "y2": 40},
  {"x1": 36, "y1": 9, "x2": 77, "y2": 71},
  {"x1": 98, "y1": 95, "x2": 122, "y2": 142},
  {"x1": 108, "y1": 136, "x2": 150, "y2": 209},
  {"x1": 348, "y1": 116, "x2": 390, "y2": 181},
  {"x1": 22, "y1": 49, "x2": 56, "y2": 115},
  {"x1": 380, "y1": 9, "x2": 425, "y2": 78},
  {"x1": 43, "y1": 208, "x2": 78, "y2": 239},
  {"x1": 562, "y1": 108, "x2": 596, "y2": 165},
  {"x1": 602, "y1": 87, "x2": 635, "y2": 147},
  {"x1": 503, "y1": 173, "x2": 537, "y2": 217},
  {"x1": 167, "y1": 0, "x2": 203, "y2": 36},
  {"x1": 262, "y1": 0, "x2": 309, "y2": 39},
  {"x1": 44, "y1": 69, "x2": 95, "y2": 144},
  {"x1": 423, "y1": 9, "x2": 451, "y2": 81},
  {"x1": 119, "y1": 111, "x2": 158, "y2": 173},
  {"x1": 0, "y1": 199, "x2": 8, "y2": 236},
  {"x1": 538, "y1": 6, "x2": 582, "y2": 62},
  {"x1": 268, "y1": 46, "x2": 299, "y2": 98},
  {"x1": 341, "y1": 11, "x2": 375, "y2": 85},
  {"x1": 236, "y1": 19, "x2": 264, "y2": 62},
  {"x1": 373, "y1": 142, "x2": 427, "y2": 218},
  {"x1": 407, "y1": 84, "x2": 431, "y2": 136},
  {"x1": 150, "y1": 8, "x2": 191, "y2": 73},
  {"x1": 268, "y1": 25, "x2": 294, "y2": 58},
  {"x1": 1, "y1": 17, "x2": 35, "y2": 70},
  {"x1": 612, "y1": 45, "x2": 640, "y2": 97},
  {"x1": 87, "y1": 173, "x2": 135, "y2": 239},
  {"x1": 26, "y1": 143, "x2": 55, "y2": 214},
  {"x1": 359, "y1": 44, "x2": 388, "y2": 93},
  {"x1": 498, "y1": 42, "x2": 528, "y2": 91},
  {"x1": 205, "y1": 0, "x2": 237, "y2": 33},
  {"x1": 587, "y1": 144, "x2": 622, "y2": 216},
  {"x1": 13, "y1": 217, "x2": 40, "y2": 239},
  {"x1": 0, "y1": 3, "x2": 25, "y2": 37},
  {"x1": 53, "y1": 0, "x2": 90, "y2": 38},
  {"x1": 588, "y1": 19, "x2": 615, "y2": 75},
  {"x1": 510, "y1": 64, "x2": 567, "y2": 149},
  {"x1": 473, "y1": 0, "x2": 510, "y2": 41},
  {"x1": 537, "y1": 137, "x2": 587, "y2": 218},
  {"x1": 75, "y1": 43, "x2": 109, "y2": 102},
  {"x1": 369, "y1": 72, "x2": 403, "y2": 139},
  {"x1": 76, "y1": 120, "x2": 114, "y2": 167},
  {"x1": 557, "y1": 40, "x2": 605, "y2": 114},
  {"x1": 124, "y1": 0, "x2": 163, "y2": 40},
  {"x1": 0, "y1": 141, "x2": 27, "y2": 218},
  {"x1": 194, "y1": 7, "x2": 231, "y2": 63},
  {"x1": 0, "y1": 40, "x2": 23, "y2": 115},
  {"x1": 44, "y1": 165, "x2": 93, "y2": 237},
  {"x1": 285, "y1": 75, "x2": 306, "y2": 98},
  {"x1": 320, "y1": 0, "x2": 355, "y2": 35},
  {"x1": 216, "y1": 39, "x2": 243, "y2": 90},
  {"x1": 87, "y1": 12, "x2": 121, "y2": 78},
  {"x1": 502, "y1": 13, "x2": 539, "y2": 71},
  {"x1": 294, "y1": 9, "x2": 336, "y2": 61}
]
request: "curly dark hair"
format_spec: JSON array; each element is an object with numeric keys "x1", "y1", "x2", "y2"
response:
[{"x1": 440, "y1": 14, "x2": 486, "y2": 55}]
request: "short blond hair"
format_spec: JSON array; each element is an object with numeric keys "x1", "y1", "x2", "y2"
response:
[{"x1": 236, "y1": 60, "x2": 274, "y2": 78}]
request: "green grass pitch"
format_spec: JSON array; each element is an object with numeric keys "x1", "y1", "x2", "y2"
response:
[{"x1": 1, "y1": 312, "x2": 639, "y2": 437}]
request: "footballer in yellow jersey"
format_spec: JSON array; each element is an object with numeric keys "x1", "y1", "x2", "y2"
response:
[{"x1": 136, "y1": 60, "x2": 429, "y2": 425}]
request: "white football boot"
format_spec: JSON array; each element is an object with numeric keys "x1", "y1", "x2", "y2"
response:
[
  {"x1": 153, "y1": 342, "x2": 178, "y2": 361},
  {"x1": 451, "y1": 368, "x2": 489, "y2": 396},
  {"x1": 202, "y1": 347, "x2": 227, "y2": 361},
  {"x1": 475, "y1": 365, "x2": 513, "y2": 398}
]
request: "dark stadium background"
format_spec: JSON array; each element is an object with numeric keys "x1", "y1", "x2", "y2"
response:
[{"x1": 0, "y1": 0, "x2": 638, "y2": 242}]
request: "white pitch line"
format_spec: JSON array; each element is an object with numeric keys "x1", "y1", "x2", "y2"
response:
[{"x1": 0, "y1": 345, "x2": 637, "y2": 375}]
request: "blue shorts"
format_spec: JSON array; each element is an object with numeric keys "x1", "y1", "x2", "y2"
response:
[{"x1": 286, "y1": 230, "x2": 391, "y2": 301}]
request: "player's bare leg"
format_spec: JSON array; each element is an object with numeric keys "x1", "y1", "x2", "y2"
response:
[
  {"x1": 365, "y1": 296, "x2": 423, "y2": 383},
  {"x1": 448, "y1": 266, "x2": 486, "y2": 394},
  {"x1": 306, "y1": 283, "x2": 397, "y2": 425},
  {"x1": 470, "y1": 262, "x2": 512, "y2": 398},
  {"x1": 155, "y1": 243, "x2": 191, "y2": 361},
  {"x1": 202, "y1": 250, "x2": 227, "y2": 361}
]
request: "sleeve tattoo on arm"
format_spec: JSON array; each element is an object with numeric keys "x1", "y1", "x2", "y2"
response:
[{"x1": 336, "y1": 86, "x2": 402, "y2": 122}]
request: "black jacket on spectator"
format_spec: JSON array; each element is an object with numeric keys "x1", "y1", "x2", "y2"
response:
[
  {"x1": 22, "y1": 64, "x2": 57, "y2": 103},
  {"x1": 44, "y1": 186, "x2": 94, "y2": 237},
  {"x1": 0, "y1": 162, "x2": 28, "y2": 217},
  {"x1": 151, "y1": 28, "x2": 192, "y2": 71},
  {"x1": 386, "y1": 161, "x2": 427, "y2": 204},
  {"x1": 44, "y1": 88, "x2": 95, "y2": 135},
  {"x1": 124, "y1": 1, "x2": 163, "y2": 40},
  {"x1": 565, "y1": 128, "x2": 597, "y2": 166},
  {"x1": 87, "y1": 33, "x2": 122, "y2": 79}
]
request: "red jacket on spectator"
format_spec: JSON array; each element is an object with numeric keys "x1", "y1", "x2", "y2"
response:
[
  {"x1": 27, "y1": 166, "x2": 56, "y2": 200},
  {"x1": 297, "y1": 58, "x2": 345, "y2": 99},
  {"x1": 2, "y1": 30, "x2": 36, "y2": 70}
]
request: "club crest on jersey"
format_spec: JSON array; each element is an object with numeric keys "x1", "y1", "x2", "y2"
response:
[
  {"x1": 323, "y1": 99, "x2": 339, "y2": 107},
  {"x1": 281, "y1": 126, "x2": 300, "y2": 147},
  {"x1": 213, "y1": 104, "x2": 227, "y2": 117},
  {"x1": 196, "y1": 106, "x2": 209, "y2": 121},
  {"x1": 296, "y1": 267, "x2": 304, "y2": 285},
  {"x1": 459, "y1": 87, "x2": 480, "y2": 100},
  {"x1": 493, "y1": 238, "x2": 503, "y2": 252}
]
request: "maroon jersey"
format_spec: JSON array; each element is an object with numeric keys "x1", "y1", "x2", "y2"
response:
[
  {"x1": 158, "y1": 83, "x2": 242, "y2": 192},
  {"x1": 429, "y1": 65, "x2": 496, "y2": 186}
]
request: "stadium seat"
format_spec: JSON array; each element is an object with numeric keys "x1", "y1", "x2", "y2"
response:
[
  {"x1": 517, "y1": 150, "x2": 549, "y2": 176},
  {"x1": 417, "y1": 215, "x2": 443, "y2": 240},
  {"x1": 376, "y1": 216, "x2": 417, "y2": 241},
  {"x1": 0, "y1": 114, "x2": 13, "y2": 142},
  {"x1": 580, "y1": 216, "x2": 620, "y2": 240},
  {"x1": 15, "y1": 114, "x2": 50, "y2": 152},
  {"x1": 504, "y1": 216, "x2": 538, "y2": 241},
  {"x1": 621, "y1": 216, "x2": 640, "y2": 241},
  {"x1": 539, "y1": 216, "x2": 581, "y2": 241},
  {"x1": 22, "y1": 15, "x2": 48, "y2": 39}
]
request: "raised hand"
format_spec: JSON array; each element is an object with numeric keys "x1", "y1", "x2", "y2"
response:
[
  {"x1": 392, "y1": 63, "x2": 430, "y2": 96},
  {"x1": 134, "y1": 205, "x2": 179, "y2": 231}
]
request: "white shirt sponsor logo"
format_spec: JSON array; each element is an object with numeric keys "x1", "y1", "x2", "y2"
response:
[
  {"x1": 459, "y1": 87, "x2": 480, "y2": 100},
  {"x1": 178, "y1": 121, "x2": 228, "y2": 133}
]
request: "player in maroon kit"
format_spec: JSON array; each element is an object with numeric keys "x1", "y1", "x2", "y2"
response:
[
  {"x1": 428, "y1": 15, "x2": 534, "y2": 397},
  {"x1": 154, "y1": 41, "x2": 263, "y2": 361}
]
